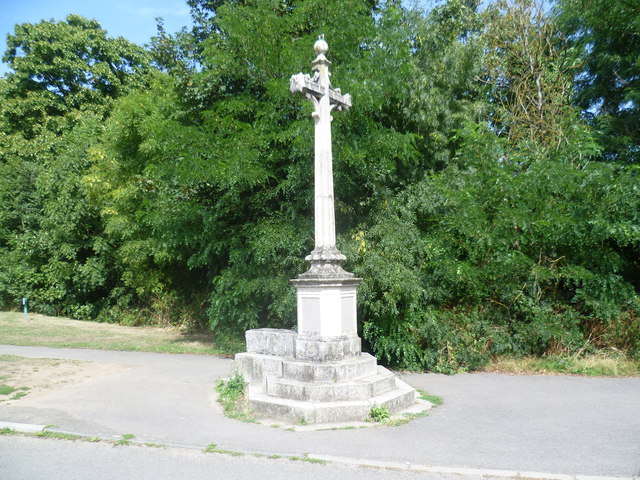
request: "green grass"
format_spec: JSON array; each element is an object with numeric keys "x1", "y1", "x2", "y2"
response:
[
  {"x1": 0, "y1": 384, "x2": 16, "y2": 395},
  {"x1": 10, "y1": 389, "x2": 29, "y2": 401},
  {"x1": 289, "y1": 454, "x2": 327, "y2": 464},
  {"x1": 33, "y1": 430, "x2": 82, "y2": 441},
  {"x1": 419, "y1": 391, "x2": 444, "y2": 406},
  {"x1": 115, "y1": 433, "x2": 135, "y2": 446},
  {"x1": 0, "y1": 311, "x2": 236, "y2": 355},
  {"x1": 203, "y1": 443, "x2": 244, "y2": 456}
]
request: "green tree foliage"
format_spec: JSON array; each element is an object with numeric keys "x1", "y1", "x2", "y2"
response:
[
  {"x1": 1, "y1": 1, "x2": 638, "y2": 369},
  {"x1": 89, "y1": 0, "x2": 420, "y2": 334},
  {"x1": 352, "y1": 0, "x2": 640, "y2": 371},
  {"x1": 556, "y1": 0, "x2": 640, "y2": 162},
  {"x1": 483, "y1": 0, "x2": 578, "y2": 149},
  {"x1": 356, "y1": 121, "x2": 640, "y2": 372},
  {"x1": 0, "y1": 16, "x2": 152, "y2": 317},
  {"x1": 2, "y1": 14, "x2": 150, "y2": 137}
]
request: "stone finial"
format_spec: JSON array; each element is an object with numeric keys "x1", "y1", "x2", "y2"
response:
[{"x1": 314, "y1": 35, "x2": 328, "y2": 56}]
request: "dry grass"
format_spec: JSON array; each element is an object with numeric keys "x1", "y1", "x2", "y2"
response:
[
  {"x1": 484, "y1": 353, "x2": 640, "y2": 377},
  {"x1": 0, "y1": 311, "x2": 233, "y2": 355}
]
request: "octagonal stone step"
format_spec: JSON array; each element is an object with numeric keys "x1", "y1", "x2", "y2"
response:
[
  {"x1": 280, "y1": 353, "x2": 378, "y2": 383},
  {"x1": 247, "y1": 377, "x2": 418, "y2": 424},
  {"x1": 265, "y1": 366, "x2": 397, "y2": 402}
]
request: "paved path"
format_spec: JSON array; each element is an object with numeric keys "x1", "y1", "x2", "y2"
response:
[{"x1": 1, "y1": 345, "x2": 639, "y2": 478}]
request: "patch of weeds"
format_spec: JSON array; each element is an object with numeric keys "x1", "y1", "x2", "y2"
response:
[
  {"x1": 0, "y1": 384, "x2": 16, "y2": 395},
  {"x1": 417, "y1": 390, "x2": 443, "y2": 406},
  {"x1": 0, "y1": 355, "x2": 22, "y2": 362},
  {"x1": 367, "y1": 404, "x2": 390, "y2": 422},
  {"x1": 290, "y1": 454, "x2": 327, "y2": 465},
  {"x1": 33, "y1": 431, "x2": 82, "y2": 441},
  {"x1": 203, "y1": 443, "x2": 243, "y2": 456},
  {"x1": 115, "y1": 433, "x2": 135, "y2": 446},
  {"x1": 318, "y1": 425, "x2": 358, "y2": 431},
  {"x1": 144, "y1": 442, "x2": 165, "y2": 448},
  {"x1": 0, "y1": 428, "x2": 17, "y2": 435},
  {"x1": 217, "y1": 449, "x2": 244, "y2": 457},
  {"x1": 298, "y1": 418, "x2": 307, "y2": 426},
  {"x1": 7, "y1": 386, "x2": 30, "y2": 401},
  {"x1": 284, "y1": 427, "x2": 295, "y2": 432},
  {"x1": 267, "y1": 454, "x2": 282, "y2": 460},
  {"x1": 215, "y1": 372, "x2": 255, "y2": 422},
  {"x1": 384, "y1": 411, "x2": 430, "y2": 427},
  {"x1": 88, "y1": 437, "x2": 101, "y2": 443}
]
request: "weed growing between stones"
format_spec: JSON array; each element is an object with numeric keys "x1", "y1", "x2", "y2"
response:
[
  {"x1": 290, "y1": 454, "x2": 327, "y2": 464},
  {"x1": 418, "y1": 391, "x2": 444, "y2": 406},
  {"x1": 115, "y1": 434, "x2": 135, "y2": 446},
  {"x1": 203, "y1": 443, "x2": 244, "y2": 456},
  {"x1": 215, "y1": 371, "x2": 255, "y2": 422},
  {"x1": 367, "y1": 404, "x2": 390, "y2": 422}
]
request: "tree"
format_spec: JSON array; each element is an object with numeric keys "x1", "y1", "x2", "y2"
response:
[
  {"x1": 2, "y1": 14, "x2": 150, "y2": 137},
  {"x1": 0, "y1": 16, "x2": 153, "y2": 317},
  {"x1": 348, "y1": 0, "x2": 639, "y2": 372},
  {"x1": 556, "y1": 0, "x2": 640, "y2": 162},
  {"x1": 482, "y1": 0, "x2": 583, "y2": 154}
]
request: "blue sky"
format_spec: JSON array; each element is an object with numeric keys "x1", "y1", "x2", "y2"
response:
[{"x1": 0, "y1": 0, "x2": 192, "y2": 76}]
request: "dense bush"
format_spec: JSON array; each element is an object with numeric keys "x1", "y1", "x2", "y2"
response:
[{"x1": 1, "y1": 1, "x2": 638, "y2": 370}]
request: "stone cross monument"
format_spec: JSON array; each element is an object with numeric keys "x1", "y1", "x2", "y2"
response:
[
  {"x1": 289, "y1": 34, "x2": 351, "y2": 272},
  {"x1": 234, "y1": 37, "x2": 418, "y2": 424},
  {"x1": 289, "y1": 35, "x2": 361, "y2": 342}
]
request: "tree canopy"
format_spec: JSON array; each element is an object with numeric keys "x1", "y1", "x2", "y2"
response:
[{"x1": 1, "y1": 0, "x2": 638, "y2": 370}]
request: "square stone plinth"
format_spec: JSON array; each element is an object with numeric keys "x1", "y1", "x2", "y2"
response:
[{"x1": 290, "y1": 277, "x2": 361, "y2": 338}]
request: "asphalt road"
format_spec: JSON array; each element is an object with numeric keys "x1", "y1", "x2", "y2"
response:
[
  {"x1": 1, "y1": 345, "x2": 639, "y2": 478},
  {"x1": 1, "y1": 435, "x2": 485, "y2": 480}
]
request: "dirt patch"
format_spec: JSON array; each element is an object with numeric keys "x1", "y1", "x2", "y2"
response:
[{"x1": 0, "y1": 355, "x2": 128, "y2": 404}]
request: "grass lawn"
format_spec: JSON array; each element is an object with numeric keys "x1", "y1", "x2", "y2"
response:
[
  {"x1": 1, "y1": 311, "x2": 637, "y2": 376},
  {"x1": 0, "y1": 311, "x2": 239, "y2": 355}
]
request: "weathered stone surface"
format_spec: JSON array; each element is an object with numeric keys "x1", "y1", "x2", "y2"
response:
[
  {"x1": 245, "y1": 328, "x2": 296, "y2": 357},
  {"x1": 248, "y1": 377, "x2": 417, "y2": 424},
  {"x1": 265, "y1": 368, "x2": 397, "y2": 402},
  {"x1": 281, "y1": 354, "x2": 377, "y2": 383},
  {"x1": 294, "y1": 334, "x2": 361, "y2": 362},
  {"x1": 291, "y1": 278, "x2": 361, "y2": 338},
  {"x1": 235, "y1": 326, "x2": 420, "y2": 423},
  {"x1": 235, "y1": 352, "x2": 283, "y2": 385}
]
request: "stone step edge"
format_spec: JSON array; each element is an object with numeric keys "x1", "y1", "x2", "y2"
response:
[
  {"x1": 267, "y1": 365, "x2": 394, "y2": 387},
  {"x1": 247, "y1": 378, "x2": 418, "y2": 423},
  {"x1": 265, "y1": 367, "x2": 398, "y2": 402}
]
